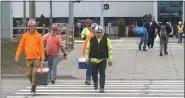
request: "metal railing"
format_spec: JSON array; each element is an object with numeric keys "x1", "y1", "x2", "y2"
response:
[{"x1": 13, "y1": 24, "x2": 74, "y2": 50}]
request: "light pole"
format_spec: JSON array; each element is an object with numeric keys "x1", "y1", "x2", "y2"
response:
[
  {"x1": 23, "y1": 1, "x2": 26, "y2": 32},
  {"x1": 183, "y1": 1, "x2": 185, "y2": 23},
  {"x1": 50, "y1": 0, "x2": 53, "y2": 26},
  {"x1": 100, "y1": 1, "x2": 104, "y2": 29},
  {"x1": 29, "y1": 0, "x2": 36, "y2": 19},
  {"x1": 69, "y1": 1, "x2": 74, "y2": 48}
]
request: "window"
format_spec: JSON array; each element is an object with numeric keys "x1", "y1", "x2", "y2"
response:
[{"x1": 158, "y1": 1, "x2": 183, "y2": 25}]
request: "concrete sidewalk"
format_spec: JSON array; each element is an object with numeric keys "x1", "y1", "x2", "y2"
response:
[{"x1": 57, "y1": 38, "x2": 184, "y2": 80}]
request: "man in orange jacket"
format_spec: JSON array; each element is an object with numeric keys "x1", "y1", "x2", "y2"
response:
[
  {"x1": 15, "y1": 20, "x2": 45, "y2": 96},
  {"x1": 82, "y1": 23, "x2": 97, "y2": 85}
]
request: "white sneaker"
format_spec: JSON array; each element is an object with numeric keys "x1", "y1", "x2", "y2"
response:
[{"x1": 31, "y1": 92, "x2": 36, "y2": 96}]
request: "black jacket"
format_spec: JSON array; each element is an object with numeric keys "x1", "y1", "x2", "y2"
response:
[{"x1": 149, "y1": 21, "x2": 158, "y2": 34}]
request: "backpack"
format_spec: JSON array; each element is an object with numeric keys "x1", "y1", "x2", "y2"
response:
[{"x1": 160, "y1": 25, "x2": 167, "y2": 38}]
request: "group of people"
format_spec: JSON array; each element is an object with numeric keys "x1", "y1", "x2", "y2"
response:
[
  {"x1": 14, "y1": 18, "x2": 184, "y2": 96},
  {"x1": 15, "y1": 19, "x2": 67, "y2": 96},
  {"x1": 81, "y1": 19, "x2": 113, "y2": 93},
  {"x1": 134, "y1": 16, "x2": 185, "y2": 56}
]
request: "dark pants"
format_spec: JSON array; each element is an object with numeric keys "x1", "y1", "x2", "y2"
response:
[
  {"x1": 147, "y1": 34, "x2": 155, "y2": 48},
  {"x1": 178, "y1": 33, "x2": 183, "y2": 43},
  {"x1": 92, "y1": 60, "x2": 107, "y2": 89},
  {"x1": 160, "y1": 37, "x2": 168, "y2": 54},
  {"x1": 86, "y1": 62, "x2": 92, "y2": 81}
]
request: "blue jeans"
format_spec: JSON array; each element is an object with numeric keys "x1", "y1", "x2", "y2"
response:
[
  {"x1": 48, "y1": 55, "x2": 59, "y2": 81},
  {"x1": 86, "y1": 62, "x2": 92, "y2": 81},
  {"x1": 139, "y1": 38, "x2": 147, "y2": 49},
  {"x1": 178, "y1": 33, "x2": 183, "y2": 43},
  {"x1": 92, "y1": 60, "x2": 107, "y2": 89}
]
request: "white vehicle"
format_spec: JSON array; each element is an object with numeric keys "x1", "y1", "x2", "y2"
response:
[{"x1": 157, "y1": 22, "x2": 174, "y2": 37}]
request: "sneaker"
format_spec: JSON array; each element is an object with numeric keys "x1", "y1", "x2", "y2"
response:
[
  {"x1": 85, "y1": 80, "x2": 91, "y2": 85},
  {"x1": 99, "y1": 88, "x2": 105, "y2": 93},
  {"x1": 138, "y1": 46, "x2": 141, "y2": 50},
  {"x1": 164, "y1": 52, "x2": 168, "y2": 55},
  {"x1": 94, "y1": 82, "x2": 98, "y2": 90},
  {"x1": 31, "y1": 92, "x2": 36, "y2": 96},
  {"x1": 160, "y1": 53, "x2": 162, "y2": 56},
  {"x1": 143, "y1": 48, "x2": 147, "y2": 51},
  {"x1": 51, "y1": 80, "x2": 55, "y2": 84}
]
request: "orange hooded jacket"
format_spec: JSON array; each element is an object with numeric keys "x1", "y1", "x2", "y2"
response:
[
  {"x1": 81, "y1": 33, "x2": 95, "y2": 54},
  {"x1": 15, "y1": 31, "x2": 45, "y2": 60}
]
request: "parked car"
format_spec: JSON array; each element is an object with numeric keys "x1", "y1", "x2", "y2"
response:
[{"x1": 157, "y1": 22, "x2": 174, "y2": 37}]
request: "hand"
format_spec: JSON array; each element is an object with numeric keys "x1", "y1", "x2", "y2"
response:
[
  {"x1": 85, "y1": 60, "x2": 88, "y2": 64},
  {"x1": 108, "y1": 61, "x2": 112, "y2": 66},
  {"x1": 40, "y1": 60, "x2": 44, "y2": 68},
  {"x1": 15, "y1": 56, "x2": 19, "y2": 62},
  {"x1": 64, "y1": 56, "x2": 67, "y2": 60},
  {"x1": 82, "y1": 53, "x2": 84, "y2": 57}
]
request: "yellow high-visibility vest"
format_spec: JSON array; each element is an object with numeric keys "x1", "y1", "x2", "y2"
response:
[{"x1": 177, "y1": 25, "x2": 184, "y2": 33}]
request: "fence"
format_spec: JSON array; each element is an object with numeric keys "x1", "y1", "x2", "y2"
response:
[{"x1": 13, "y1": 24, "x2": 74, "y2": 50}]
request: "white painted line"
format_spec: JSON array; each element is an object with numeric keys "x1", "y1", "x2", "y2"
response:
[
  {"x1": 9, "y1": 96, "x2": 176, "y2": 98},
  {"x1": 19, "y1": 89, "x2": 184, "y2": 93},
  {"x1": 19, "y1": 89, "x2": 142, "y2": 92},
  {"x1": 14, "y1": 92, "x2": 143, "y2": 95},
  {"x1": 46, "y1": 85, "x2": 146, "y2": 87},
  {"x1": 147, "y1": 93, "x2": 184, "y2": 96},
  {"x1": 26, "y1": 86, "x2": 146, "y2": 89},
  {"x1": 54, "y1": 80, "x2": 184, "y2": 83},
  {"x1": 54, "y1": 82, "x2": 184, "y2": 85},
  {"x1": 14, "y1": 92, "x2": 184, "y2": 96},
  {"x1": 45, "y1": 84, "x2": 184, "y2": 87},
  {"x1": 113, "y1": 48, "x2": 184, "y2": 50},
  {"x1": 55, "y1": 80, "x2": 151, "y2": 82},
  {"x1": 25, "y1": 86, "x2": 184, "y2": 89}
]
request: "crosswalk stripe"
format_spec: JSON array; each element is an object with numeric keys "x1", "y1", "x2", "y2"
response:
[
  {"x1": 45, "y1": 84, "x2": 183, "y2": 87},
  {"x1": 25, "y1": 86, "x2": 184, "y2": 89},
  {"x1": 15, "y1": 92, "x2": 143, "y2": 95},
  {"x1": 53, "y1": 82, "x2": 184, "y2": 85},
  {"x1": 9, "y1": 96, "x2": 185, "y2": 98},
  {"x1": 55, "y1": 80, "x2": 184, "y2": 83},
  {"x1": 7, "y1": 79, "x2": 184, "y2": 97},
  {"x1": 19, "y1": 89, "x2": 184, "y2": 93}
]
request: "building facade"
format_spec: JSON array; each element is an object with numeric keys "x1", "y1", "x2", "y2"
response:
[{"x1": 1, "y1": 1, "x2": 185, "y2": 38}]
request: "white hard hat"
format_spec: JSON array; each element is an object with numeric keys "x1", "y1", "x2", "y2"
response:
[
  {"x1": 179, "y1": 21, "x2": 182, "y2": 24},
  {"x1": 95, "y1": 25, "x2": 103, "y2": 33},
  {"x1": 91, "y1": 23, "x2": 98, "y2": 29}
]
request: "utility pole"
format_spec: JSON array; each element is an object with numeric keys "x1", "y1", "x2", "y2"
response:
[
  {"x1": 29, "y1": 0, "x2": 36, "y2": 19},
  {"x1": 23, "y1": 1, "x2": 26, "y2": 32},
  {"x1": 50, "y1": 0, "x2": 53, "y2": 26},
  {"x1": 100, "y1": 1, "x2": 104, "y2": 29},
  {"x1": 183, "y1": 1, "x2": 185, "y2": 23},
  {"x1": 69, "y1": 1, "x2": 74, "y2": 48}
]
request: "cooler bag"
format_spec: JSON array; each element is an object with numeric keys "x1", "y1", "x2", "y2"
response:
[
  {"x1": 36, "y1": 62, "x2": 50, "y2": 85},
  {"x1": 78, "y1": 56, "x2": 87, "y2": 69}
]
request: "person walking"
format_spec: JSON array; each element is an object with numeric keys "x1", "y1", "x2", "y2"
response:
[
  {"x1": 147, "y1": 16, "x2": 158, "y2": 48},
  {"x1": 177, "y1": 21, "x2": 184, "y2": 43},
  {"x1": 158, "y1": 19, "x2": 171, "y2": 56},
  {"x1": 44, "y1": 24, "x2": 67, "y2": 84},
  {"x1": 134, "y1": 20, "x2": 148, "y2": 51},
  {"x1": 81, "y1": 19, "x2": 93, "y2": 40},
  {"x1": 85, "y1": 25, "x2": 113, "y2": 93},
  {"x1": 81, "y1": 23, "x2": 97, "y2": 85},
  {"x1": 15, "y1": 20, "x2": 45, "y2": 96}
]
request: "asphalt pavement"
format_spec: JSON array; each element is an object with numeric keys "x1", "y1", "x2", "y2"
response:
[{"x1": 3, "y1": 37, "x2": 184, "y2": 98}]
